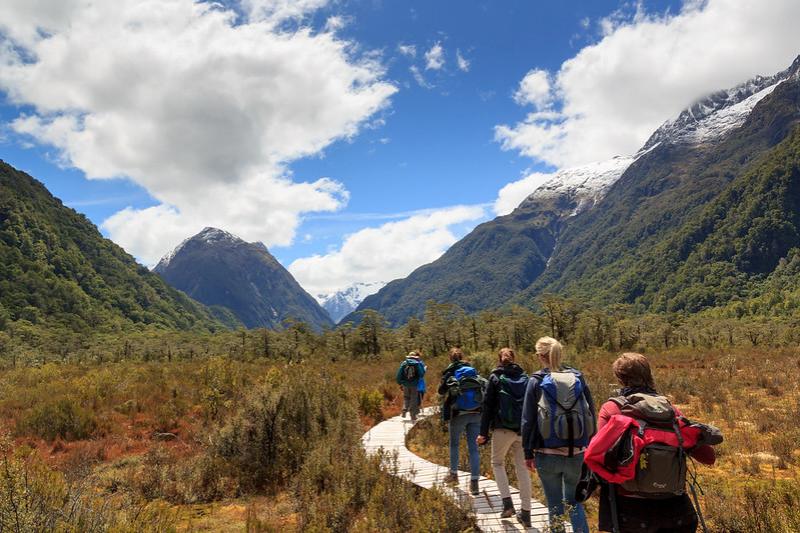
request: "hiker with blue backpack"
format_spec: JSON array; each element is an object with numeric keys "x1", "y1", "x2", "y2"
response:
[
  {"x1": 396, "y1": 350, "x2": 426, "y2": 422},
  {"x1": 438, "y1": 347, "x2": 485, "y2": 495},
  {"x1": 476, "y1": 347, "x2": 533, "y2": 528},
  {"x1": 521, "y1": 336, "x2": 595, "y2": 533}
]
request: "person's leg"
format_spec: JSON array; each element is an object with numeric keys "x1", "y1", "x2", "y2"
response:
[
  {"x1": 562, "y1": 454, "x2": 590, "y2": 533},
  {"x1": 448, "y1": 414, "x2": 466, "y2": 475},
  {"x1": 408, "y1": 384, "x2": 420, "y2": 421},
  {"x1": 509, "y1": 435, "x2": 532, "y2": 512},
  {"x1": 402, "y1": 386, "x2": 410, "y2": 416},
  {"x1": 464, "y1": 414, "x2": 481, "y2": 481},
  {"x1": 491, "y1": 429, "x2": 515, "y2": 499},
  {"x1": 535, "y1": 453, "x2": 567, "y2": 531}
]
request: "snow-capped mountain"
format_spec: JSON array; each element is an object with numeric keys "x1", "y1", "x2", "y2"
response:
[
  {"x1": 518, "y1": 56, "x2": 800, "y2": 216},
  {"x1": 317, "y1": 282, "x2": 386, "y2": 323},
  {"x1": 643, "y1": 55, "x2": 800, "y2": 151},
  {"x1": 155, "y1": 227, "x2": 240, "y2": 271},
  {"x1": 516, "y1": 155, "x2": 636, "y2": 216}
]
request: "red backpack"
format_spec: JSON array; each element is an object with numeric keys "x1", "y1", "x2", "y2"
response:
[{"x1": 584, "y1": 393, "x2": 703, "y2": 497}]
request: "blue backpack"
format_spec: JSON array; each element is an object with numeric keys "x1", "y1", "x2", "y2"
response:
[
  {"x1": 536, "y1": 369, "x2": 595, "y2": 456},
  {"x1": 497, "y1": 373, "x2": 529, "y2": 430},
  {"x1": 448, "y1": 365, "x2": 486, "y2": 412}
]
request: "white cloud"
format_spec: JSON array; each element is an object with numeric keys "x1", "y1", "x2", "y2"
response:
[
  {"x1": 289, "y1": 205, "x2": 487, "y2": 295},
  {"x1": 424, "y1": 41, "x2": 445, "y2": 70},
  {"x1": 456, "y1": 49, "x2": 470, "y2": 72},
  {"x1": 243, "y1": 0, "x2": 330, "y2": 25},
  {"x1": 495, "y1": 0, "x2": 800, "y2": 168},
  {"x1": 397, "y1": 43, "x2": 417, "y2": 58},
  {"x1": 493, "y1": 172, "x2": 555, "y2": 216},
  {"x1": 0, "y1": 0, "x2": 397, "y2": 265},
  {"x1": 513, "y1": 69, "x2": 553, "y2": 109},
  {"x1": 409, "y1": 65, "x2": 432, "y2": 89}
]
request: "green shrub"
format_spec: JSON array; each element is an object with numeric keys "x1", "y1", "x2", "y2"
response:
[
  {"x1": 18, "y1": 397, "x2": 97, "y2": 441},
  {"x1": 357, "y1": 388, "x2": 384, "y2": 422}
]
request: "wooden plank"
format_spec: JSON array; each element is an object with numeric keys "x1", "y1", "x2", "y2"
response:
[{"x1": 361, "y1": 407, "x2": 568, "y2": 532}]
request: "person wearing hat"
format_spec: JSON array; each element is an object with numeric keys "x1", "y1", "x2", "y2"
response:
[{"x1": 396, "y1": 350, "x2": 427, "y2": 422}]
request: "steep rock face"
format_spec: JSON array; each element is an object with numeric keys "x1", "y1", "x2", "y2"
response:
[
  {"x1": 155, "y1": 228, "x2": 333, "y2": 330},
  {"x1": 317, "y1": 282, "x2": 385, "y2": 324},
  {"x1": 0, "y1": 161, "x2": 224, "y2": 331},
  {"x1": 351, "y1": 55, "x2": 800, "y2": 324}
]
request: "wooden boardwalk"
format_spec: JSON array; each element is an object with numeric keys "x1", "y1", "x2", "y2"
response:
[{"x1": 362, "y1": 406, "x2": 562, "y2": 532}]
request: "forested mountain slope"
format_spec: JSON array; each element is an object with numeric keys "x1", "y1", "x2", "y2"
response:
[
  {"x1": 0, "y1": 161, "x2": 226, "y2": 332},
  {"x1": 155, "y1": 228, "x2": 333, "y2": 330}
]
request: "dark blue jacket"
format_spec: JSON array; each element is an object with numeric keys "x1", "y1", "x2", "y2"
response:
[
  {"x1": 520, "y1": 367, "x2": 596, "y2": 459},
  {"x1": 479, "y1": 363, "x2": 526, "y2": 436}
]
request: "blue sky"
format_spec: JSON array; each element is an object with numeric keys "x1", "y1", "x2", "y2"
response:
[{"x1": 1, "y1": 0, "x2": 798, "y2": 296}]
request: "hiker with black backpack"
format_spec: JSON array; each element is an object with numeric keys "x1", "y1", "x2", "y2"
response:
[
  {"x1": 521, "y1": 337, "x2": 594, "y2": 533},
  {"x1": 585, "y1": 352, "x2": 720, "y2": 533},
  {"x1": 476, "y1": 348, "x2": 533, "y2": 528},
  {"x1": 396, "y1": 350, "x2": 426, "y2": 422},
  {"x1": 438, "y1": 347, "x2": 485, "y2": 495}
]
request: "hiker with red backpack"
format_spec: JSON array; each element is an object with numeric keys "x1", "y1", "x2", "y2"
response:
[
  {"x1": 521, "y1": 336, "x2": 595, "y2": 533},
  {"x1": 438, "y1": 347, "x2": 485, "y2": 495},
  {"x1": 585, "y1": 352, "x2": 720, "y2": 533},
  {"x1": 476, "y1": 347, "x2": 533, "y2": 528},
  {"x1": 396, "y1": 350, "x2": 426, "y2": 422}
]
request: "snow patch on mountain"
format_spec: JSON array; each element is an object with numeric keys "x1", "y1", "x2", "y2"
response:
[
  {"x1": 517, "y1": 155, "x2": 635, "y2": 213},
  {"x1": 644, "y1": 58, "x2": 799, "y2": 150},
  {"x1": 317, "y1": 281, "x2": 386, "y2": 323}
]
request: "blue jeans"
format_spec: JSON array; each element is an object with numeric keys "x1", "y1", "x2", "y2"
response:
[
  {"x1": 535, "y1": 452, "x2": 589, "y2": 533},
  {"x1": 448, "y1": 412, "x2": 481, "y2": 480}
]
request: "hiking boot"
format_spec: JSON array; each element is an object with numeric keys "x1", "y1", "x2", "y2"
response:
[
  {"x1": 401, "y1": 409, "x2": 407, "y2": 418},
  {"x1": 443, "y1": 472, "x2": 458, "y2": 484},
  {"x1": 516, "y1": 509, "x2": 531, "y2": 528},
  {"x1": 469, "y1": 479, "x2": 479, "y2": 495},
  {"x1": 500, "y1": 497, "x2": 515, "y2": 518}
]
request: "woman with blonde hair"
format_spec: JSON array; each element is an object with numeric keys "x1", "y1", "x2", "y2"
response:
[
  {"x1": 521, "y1": 337, "x2": 594, "y2": 533},
  {"x1": 476, "y1": 348, "x2": 532, "y2": 527}
]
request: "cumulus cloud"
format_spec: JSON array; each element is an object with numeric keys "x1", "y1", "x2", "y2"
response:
[
  {"x1": 288, "y1": 205, "x2": 487, "y2": 295},
  {"x1": 0, "y1": 0, "x2": 396, "y2": 265},
  {"x1": 495, "y1": 0, "x2": 800, "y2": 168},
  {"x1": 425, "y1": 42, "x2": 445, "y2": 70},
  {"x1": 456, "y1": 49, "x2": 470, "y2": 72},
  {"x1": 493, "y1": 172, "x2": 554, "y2": 216}
]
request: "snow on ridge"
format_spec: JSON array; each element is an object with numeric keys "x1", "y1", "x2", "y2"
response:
[
  {"x1": 154, "y1": 227, "x2": 244, "y2": 271},
  {"x1": 519, "y1": 155, "x2": 635, "y2": 212}
]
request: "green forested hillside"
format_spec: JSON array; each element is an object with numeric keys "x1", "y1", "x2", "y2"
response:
[
  {"x1": 518, "y1": 75, "x2": 800, "y2": 312},
  {"x1": 0, "y1": 161, "x2": 225, "y2": 332},
  {"x1": 154, "y1": 228, "x2": 333, "y2": 330},
  {"x1": 349, "y1": 200, "x2": 562, "y2": 326}
]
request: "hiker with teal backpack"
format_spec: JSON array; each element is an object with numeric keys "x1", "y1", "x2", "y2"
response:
[
  {"x1": 521, "y1": 337, "x2": 595, "y2": 533},
  {"x1": 438, "y1": 347, "x2": 486, "y2": 495},
  {"x1": 396, "y1": 350, "x2": 426, "y2": 422},
  {"x1": 476, "y1": 347, "x2": 533, "y2": 528}
]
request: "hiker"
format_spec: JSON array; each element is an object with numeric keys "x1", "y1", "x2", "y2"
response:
[
  {"x1": 396, "y1": 350, "x2": 426, "y2": 422},
  {"x1": 476, "y1": 347, "x2": 533, "y2": 528},
  {"x1": 521, "y1": 337, "x2": 594, "y2": 533},
  {"x1": 591, "y1": 352, "x2": 718, "y2": 533},
  {"x1": 438, "y1": 347, "x2": 484, "y2": 495}
]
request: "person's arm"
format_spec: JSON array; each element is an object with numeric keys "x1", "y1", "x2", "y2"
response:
[
  {"x1": 395, "y1": 363, "x2": 404, "y2": 386},
  {"x1": 597, "y1": 401, "x2": 619, "y2": 431},
  {"x1": 689, "y1": 444, "x2": 716, "y2": 465},
  {"x1": 437, "y1": 366, "x2": 451, "y2": 396},
  {"x1": 580, "y1": 373, "x2": 597, "y2": 436},
  {"x1": 479, "y1": 374, "x2": 499, "y2": 437},
  {"x1": 521, "y1": 376, "x2": 540, "y2": 461}
]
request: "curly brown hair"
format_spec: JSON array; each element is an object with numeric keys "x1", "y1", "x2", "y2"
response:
[{"x1": 612, "y1": 352, "x2": 655, "y2": 389}]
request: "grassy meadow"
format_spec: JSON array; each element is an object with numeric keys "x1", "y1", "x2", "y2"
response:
[{"x1": 1, "y1": 303, "x2": 800, "y2": 531}]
